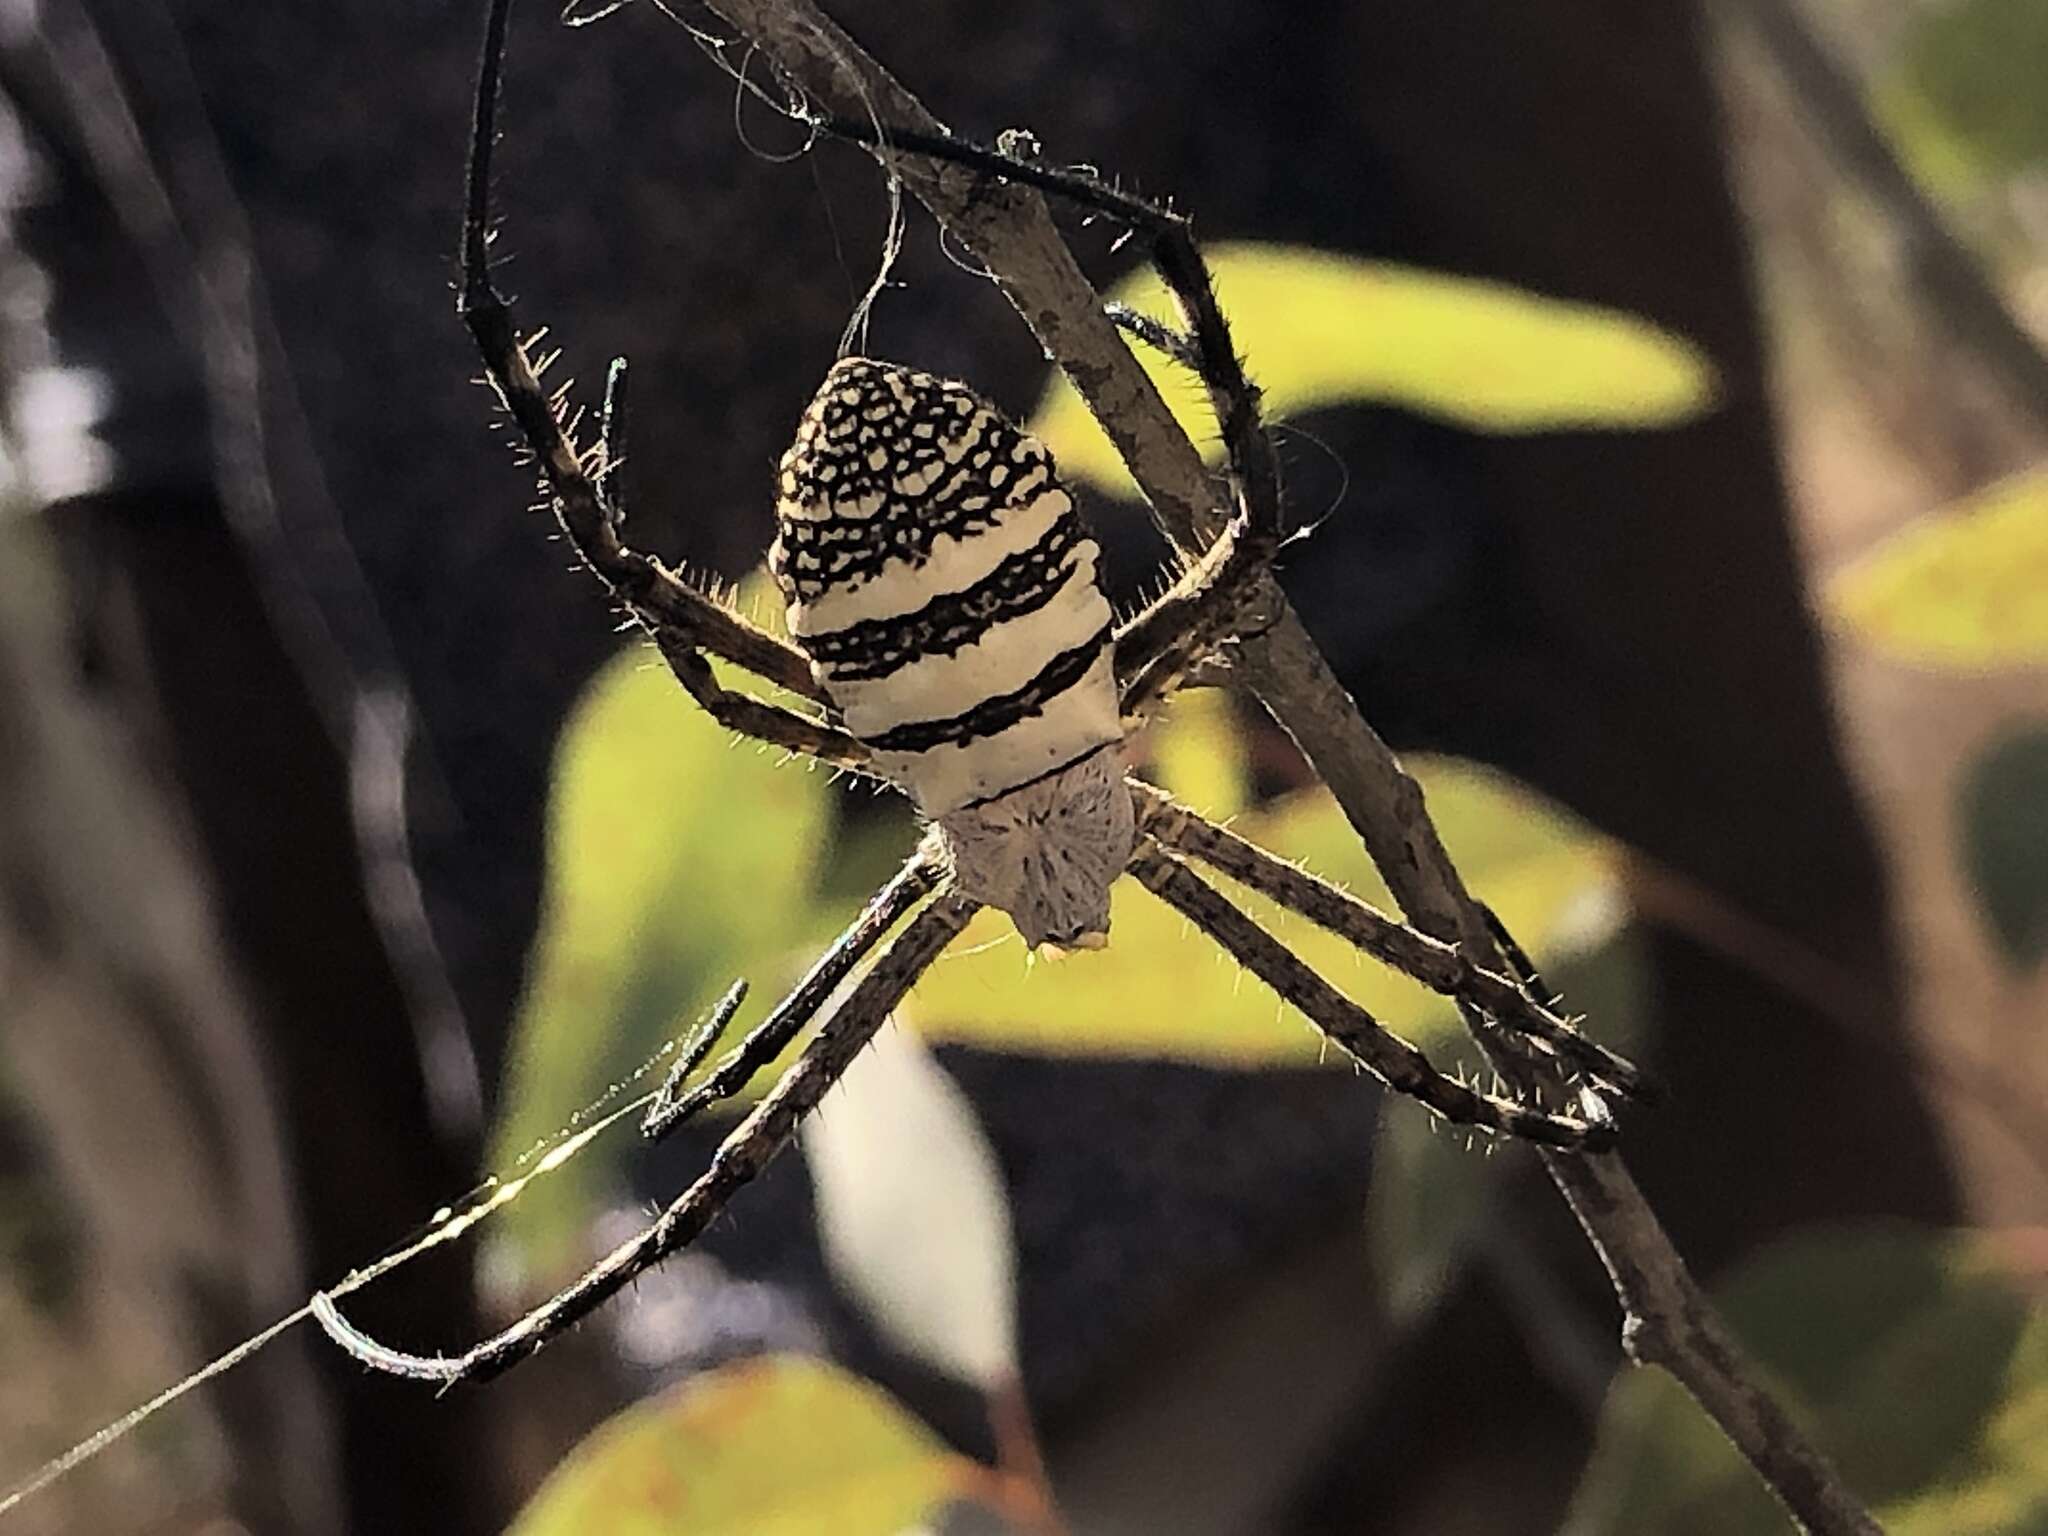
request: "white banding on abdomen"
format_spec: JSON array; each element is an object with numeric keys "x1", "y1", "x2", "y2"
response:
[
  {"x1": 825, "y1": 549, "x2": 1106, "y2": 737},
  {"x1": 786, "y1": 481, "x2": 1067, "y2": 637},
  {"x1": 772, "y1": 357, "x2": 1125, "y2": 819}
]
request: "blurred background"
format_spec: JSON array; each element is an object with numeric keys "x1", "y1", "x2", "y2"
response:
[{"x1": 0, "y1": 0, "x2": 2042, "y2": 1531}]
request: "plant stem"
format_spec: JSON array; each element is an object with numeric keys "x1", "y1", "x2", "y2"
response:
[
  {"x1": 987, "y1": 1374, "x2": 1069, "y2": 1536},
  {"x1": 687, "y1": 2, "x2": 1884, "y2": 1527}
]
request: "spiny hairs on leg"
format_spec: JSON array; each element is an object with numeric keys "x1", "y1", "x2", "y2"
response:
[{"x1": 771, "y1": 357, "x2": 1133, "y2": 947}]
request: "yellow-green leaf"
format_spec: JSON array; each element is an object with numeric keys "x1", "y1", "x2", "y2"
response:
[
  {"x1": 494, "y1": 643, "x2": 835, "y2": 1266},
  {"x1": 1830, "y1": 468, "x2": 2048, "y2": 669},
  {"x1": 1879, "y1": 0, "x2": 2048, "y2": 189},
  {"x1": 1146, "y1": 687, "x2": 1251, "y2": 823},
  {"x1": 506, "y1": 1356, "x2": 984, "y2": 1536},
  {"x1": 1027, "y1": 242, "x2": 1717, "y2": 499}
]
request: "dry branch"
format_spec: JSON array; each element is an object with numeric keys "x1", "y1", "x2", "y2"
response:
[{"x1": 686, "y1": 1, "x2": 1884, "y2": 1529}]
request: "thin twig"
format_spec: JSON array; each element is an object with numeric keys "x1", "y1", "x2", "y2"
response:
[
  {"x1": 987, "y1": 1373, "x2": 1069, "y2": 1536},
  {"x1": 682, "y1": 2, "x2": 1883, "y2": 1528}
]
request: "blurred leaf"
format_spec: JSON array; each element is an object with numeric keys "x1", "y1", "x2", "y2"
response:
[
  {"x1": 1955, "y1": 721, "x2": 2048, "y2": 968},
  {"x1": 1829, "y1": 468, "x2": 2048, "y2": 669},
  {"x1": 505, "y1": 1355, "x2": 982, "y2": 1536},
  {"x1": 1027, "y1": 242, "x2": 1717, "y2": 500},
  {"x1": 1363, "y1": 1107, "x2": 1500, "y2": 1327},
  {"x1": 1563, "y1": 1224, "x2": 2048, "y2": 1536},
  {"x1": 494, "y1": 643, "x2": 835, "y2": 1268},
  {"x1": 1879, "y1": 0, "x2": 2048, "y2": 189},
  {"x1": 916, "y1": 740, "x2": 1625, "y2": 1070},
  {"x1": 1145, "y1": 687, "x2": 1250, "y2": 823},
  {"x1": 1363, "y1": 925, "x2": 1649, "y2": 1323},
  {"x1": 803, "y1": 1026, "x2": 1019, "y2": 1391}
]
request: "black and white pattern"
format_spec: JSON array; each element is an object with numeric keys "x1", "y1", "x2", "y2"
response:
[{"x1": 771, "y1": 357, "x2": 1124, "y2": 820}]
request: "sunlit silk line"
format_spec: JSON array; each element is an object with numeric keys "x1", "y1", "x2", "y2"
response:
[
  {"x1": 322, "y1": 1092, "x2": 648, "y2": 1300},
  {"x1": 0, "y1": 1306, "x2": 310, "y2": 1517},
  {"x1": 0, "y1": 1069, "x2": 672, "y2": 1514}
]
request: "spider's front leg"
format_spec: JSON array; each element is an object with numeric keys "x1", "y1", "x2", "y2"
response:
[
  {"x1": 642, "y1": 843, "x2": 945, "y2": 1139},
  {"x1": 464, "y1": 0, "x2": 869, "y2": 772}
]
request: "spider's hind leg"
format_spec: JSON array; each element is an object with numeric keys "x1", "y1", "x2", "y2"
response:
[
  {"x1": 1127, "y1": 841, "x2": 1618, "y2": 1151},
  {"x1": 1131, "y1": 784, "x2": 1654, "y2": 1106}
]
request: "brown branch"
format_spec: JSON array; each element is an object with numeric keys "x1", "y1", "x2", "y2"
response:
[{"x1": 683, "y1": 2, "x2": 1883, "y2": 1528}]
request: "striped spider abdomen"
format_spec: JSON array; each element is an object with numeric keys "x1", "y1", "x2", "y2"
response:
[{"x1": 771, "y1": 356, "x2": 1133, "y2": 948}]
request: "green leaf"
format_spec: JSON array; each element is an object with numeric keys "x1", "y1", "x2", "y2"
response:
[
  {"x1": 493, "y1": 642, "x2": 835, "y2": 1268},
  {"x1": 1363, "y1": 1106, "x2": 1500, "y2": 1327},
  {"x1": 913, "y1": 732, "x2": 1626, "y2": 1069},
  {"x1": 505, "y1": 1356, "x2": 984, "y2": 1536},
  {"x1": 1146, "y1": 687, "x2": 1251, "y2": 823},
  {"x1": 1026, "y1": 242, "x2": 1718, "y2": 500},
  {"x1": 1879, "y1": 0, "x2": 2048, "y2": 188},
  {"x1": 1829, "y1": 468, "x2": 2048, "y2": 669},
  {"x1": 1564, "y1": 1224, "x2": 2048, "y2": 1536},
  {"x1": 1955, "y1": 721, "x2": 2048, "y2": 968}
]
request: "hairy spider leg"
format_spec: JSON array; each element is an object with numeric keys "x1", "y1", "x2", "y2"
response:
[
  {"x1": 315, "y1": 889, "x2": 979, "y2": 1384},
  {"x1": 1131, "y1": 785, "x2": 1653, "y2": 1103},
  {"x1": 643, "y1": 845, "x2": 944, "y2": 1139},
  {"x1": 1129, "y1": 845, "x2": 1617, "y2": 1150},
  {"x1": 461, "y1": 0, "x2": 869, "y2": 768}
]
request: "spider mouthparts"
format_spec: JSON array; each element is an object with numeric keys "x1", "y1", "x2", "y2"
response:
[{"x1": 1036, "y1": 930, "x2": 1109, "y2": 961}]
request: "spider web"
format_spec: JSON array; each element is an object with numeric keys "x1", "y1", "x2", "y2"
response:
[{"x1": 0, "y1": 1010, "x2": 724, "y2": 1515}]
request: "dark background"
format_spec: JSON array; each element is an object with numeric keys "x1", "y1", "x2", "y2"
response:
[{"x1": 0, "y1": 0, "x2": 2041, "y2": 1531}]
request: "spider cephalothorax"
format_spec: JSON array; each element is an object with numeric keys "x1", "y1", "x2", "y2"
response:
[{"x1": 772, "y1": 356, "x2": 1131, "y2": 947}]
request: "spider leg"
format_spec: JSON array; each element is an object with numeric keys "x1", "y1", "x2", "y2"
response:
[
  {"x1": 643, "y1": 976, "x2": 753, "y2": 1125},
  {"x1": 1130, "y1": 785, "x2": 1654, "y2": 1103},
  {"x1": 654, "y1": 633, "x2": 870, "y2": 773},
  {"x1": 312, "y1": 882, "x2": 980, "y2": 1385},
  {"x1": 1112, "y1": 517, "x2": 1278, "y2": 724},
  {"x1": 643, "y1": 842, "x2": 945, "y2": 1138},
  {"x1": 466, "y1": 0, "x2": 865, "y2": 766},
  {"x1": 1480, "y1": 900, "x2": 1567, "y2": 1012},
  {"x1": 1126, "y1": 842, "x2": 1617, "y2": 1150}
]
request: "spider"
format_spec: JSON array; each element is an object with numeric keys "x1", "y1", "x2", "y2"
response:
[{"x1": 311, "y1": 0, "x2": 1650, "y2": 1387}]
